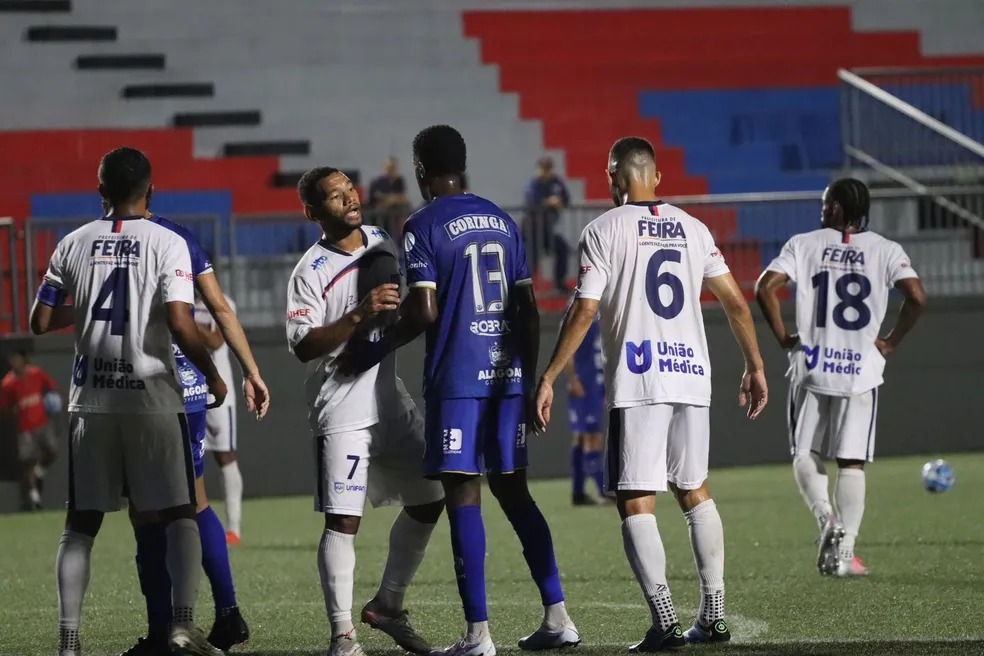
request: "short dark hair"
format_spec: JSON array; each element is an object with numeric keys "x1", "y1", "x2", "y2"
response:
[
  {"x1": 413, "y1": 125, "x2": 466, "y2": 177},
  {"x1": 610, "y1": 137, "x2": 655, "y2": 169},
  {"x1": 828, "y1": 177, "x2": 871, "y2": 227},
  {"x1": 297, "y1": 166, "x2": 340, "y2": 207},
  {"x1": 98, "y1": 147, "x2": 152, "y2": 204}
]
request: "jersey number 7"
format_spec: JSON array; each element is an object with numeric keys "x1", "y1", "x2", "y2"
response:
[{"x1": 91, "y1": 267, "x2": 130, "y2": 336}]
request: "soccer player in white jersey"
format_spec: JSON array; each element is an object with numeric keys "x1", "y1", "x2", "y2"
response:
[
  {"x1": 285, "y1": 167, "x2": 445, "y2": 656},
  {"x1": 195, "y1": 292, "x2": 245, "y2": 544},
  {"x1": 534, "y1": 137, "x2": 769, "y2": 652},
  {"x1": 755, "y1": 178, "x2": 926, "y2": 577},
  {"x1": 30, "y1": 147, "x2": 226, "y2": 656}
]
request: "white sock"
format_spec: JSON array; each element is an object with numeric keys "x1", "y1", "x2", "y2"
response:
[
  {"x1": 834, "y1": 468, "x2": 866, "y2": 560},
  {"x1": 621, "y1": 514, "x2": 678, "y2": 631},
  {"x1": 34, "y1": 463, "x2": 48, "y2": 479},
  {"x1": 29, "y1": 488, "x2": 41, "y2": 505},
  {"x1": 466, "y1": 620, "x2": 490, "y2": 644},
  {"x1": 57, "y1": 530, "x2": 94, "y2": 653},
  {"x1": 221, "y1": 462, "x2": 243, "y2": 536},
  {"x1": 165, "y1": 518, "x2": 202, "y2": 628},
  {"x1": 376, "y1": 511, "x2": 436, "y2": 611},
  {"x1": 320, "y1": 529, "x2": 356, "y2": 638},
  {"x1": 793, "y1": 453, "x2": 834, "y2": 529},
  {"x1": 684, "y1": 500, "x2": 725, "y2": 627},
  {"x1": 543, "y1": 600, "x2": 570, "y2": 631}
]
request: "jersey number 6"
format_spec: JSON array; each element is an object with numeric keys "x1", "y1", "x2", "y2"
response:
[{"x1": 645, "y1": 249, "x2": 684, "y2": 320}]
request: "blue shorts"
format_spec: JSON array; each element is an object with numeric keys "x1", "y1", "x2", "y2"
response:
[
  {"x1": 186, "y1": 410, "x2": 207, "y2": 478},
  {"x1": 568, "y1": 389, "x2": 605, "y2": 434},
  {"x1": 424, "y1": 395, "x2": 528, "y2": 477}
]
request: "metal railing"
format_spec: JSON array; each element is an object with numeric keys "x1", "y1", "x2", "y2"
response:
[{"x1": 0, "y1": 218, "x2": 19, "y2": 335}]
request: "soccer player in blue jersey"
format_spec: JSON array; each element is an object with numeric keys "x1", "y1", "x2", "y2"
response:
[
  {"x1": 361, "y1": 125, "x2": 580, "y2": 656},
  {"x1": 563, "y1": 304, "x2": 607, "y2": 505}
]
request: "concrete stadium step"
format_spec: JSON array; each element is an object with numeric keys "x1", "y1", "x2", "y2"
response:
[
  {"x1": 123, "y1": 82, "x2": 215, "y2": 99},
  {"x1": 76, "y1": 53, "x2": 164, "y2": 69},
  {"x1": 0, "y1": 0, "x2": 69, "y2": 12},
  {"x1": 25, "y1": 24, "x2": 116, "y2": 41}
]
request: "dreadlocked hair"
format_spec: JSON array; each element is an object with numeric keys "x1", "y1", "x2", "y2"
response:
[{"x1": 828, "y1": 178, "x2": 871, "y2": 229}]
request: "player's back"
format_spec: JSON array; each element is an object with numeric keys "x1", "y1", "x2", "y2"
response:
[
  {"x1": 47, "y1": 216, "x2": 190, "y2": 414},
  {"x1": 779, "y1": 227, "x2": 916, "y2": 395},
  {"x1": 403, "y1": 193, "x2": 532, "y2": 400},
  {"x1": 579, "y1": 201, "x2": 729, "y2": 408}
]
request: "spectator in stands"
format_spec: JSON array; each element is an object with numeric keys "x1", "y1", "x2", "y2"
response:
[
  {"x1": 0, "y1": 349, "x2": 60, "y2": 511},
  {"x1": 524, "y1": 156, "x2": 571, "y2": 294},
  {"x1": 367, "y1": 157, "x2": 411, "y2": 232}
]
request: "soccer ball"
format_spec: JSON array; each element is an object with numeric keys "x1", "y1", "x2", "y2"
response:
[
  {"x1": 921, "y1": 459, "x2": 955, "y2": 493},
  {"x1": 42, "y1": 390, "x2": 62, "y2": 416}
]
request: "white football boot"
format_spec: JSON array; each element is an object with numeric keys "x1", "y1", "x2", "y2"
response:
[
  {"x1": 817, "y1": 515, "x2": 846, "y2": 576},
  {"x1": 518, "y1": 622, "x2": 581, "y2": 650},
  {"x1": 430, "y1": 636, "x2": 497, "y2": 656}
]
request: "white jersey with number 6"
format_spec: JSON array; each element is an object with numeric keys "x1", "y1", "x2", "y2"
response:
[
  {"x1": 37, "y1": 216, "x2": 194, "y2": 414},
  {"x1": 766, "y1": 227, "x2": 918, "y2": 397},
  {"x1": 576, "y1": 201, "x2": 730, "y2": 409}
]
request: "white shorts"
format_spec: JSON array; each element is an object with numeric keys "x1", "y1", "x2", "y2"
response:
[
  {"x1": 788, "y1": 383, "x2": 878, "y2": 462},
  {"x1": 205, "y1": 404, "x2": 237, "y2": 452},
  {"x1": 314, "y1": 405, "x2": 444, "y2": 516},
  {"x1": 68, "y1": 412, "x2": 196, "y2": 513},
  {"x1": 606, "y1": 403, "x2": 710, "y2": 493}
]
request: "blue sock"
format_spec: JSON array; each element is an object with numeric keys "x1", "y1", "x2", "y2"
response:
[
  {"x1": 571, "y1": 445, "x2": 586, "y2": 496},
  {"x1": 584, "y1": 450, "x2": 605, "y2": 495},
  {"x1": 134, "y1": 522, "x2": 171, "y2": 640},
  {"x1": 197, "y1": 505, "x2": 238, "y2": 613},
  {"x1": 503, "y1": 503, "x2": 565, "y2": 605},
  {"x1": 448, "y1": 505, "x2": 488, "y2": 622}
]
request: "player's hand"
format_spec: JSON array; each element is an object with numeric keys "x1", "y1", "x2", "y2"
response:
[
  {"x1": 356, "y1": 283, "x2": 400, "y2": 320},
  {"x1": 875, "y1": 337, "x2": 894, "y2": 358},
  {"x1": 739, "y1": 369, "x2": 768, "y2": 420},
  {"x1": 779, "y1": 333, "x2": 800, "y2": 350},
  {"x1": 206, "y1": 374, "x2": 228, "y2": 409},
  {"x1": 566, "y1": 375, "x2": 586, "y2": 398},
  {"x1": 533, "y1": 378, "x2": 554, "y2": 433},
  {"x1": 242, "y1": 371, "x2": 270, "y2": 419}
]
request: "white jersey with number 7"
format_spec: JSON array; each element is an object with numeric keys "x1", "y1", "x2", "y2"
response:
[
  {"x1": 576, "y1": 201, "x2": 730, "y2": 409},
  {"x1": 37, "y1": 216, "x2": 195, "y2": 414},
  {"x1": 766, "y1": 227, "x2": 918, "y2": 397}
]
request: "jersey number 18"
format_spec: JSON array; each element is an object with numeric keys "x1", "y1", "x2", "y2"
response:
[{"x1": 811, "y1": 271, "x2": 871, "y2": 331}]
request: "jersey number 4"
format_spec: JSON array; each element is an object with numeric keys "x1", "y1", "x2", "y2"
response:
[
  {"x1": 464, "y1": 242, "x2": 508, "y2": 313},
  {"x1": 91, "y1": 267, "x2": 130, "y2": 336},
  {"x1": 812, "y1": 271, "x2": 871, "y2": 330}
]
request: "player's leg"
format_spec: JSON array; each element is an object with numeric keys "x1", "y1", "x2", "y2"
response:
[
  {"x1": 125, "y1": 413, "x2": 221, "y2": 656},
  {"x1": 126, "y1": 506, "x2": 173, "y2": 656},
  {"x1": 34, "y1": 423, "x2": 59, "y2": 504},
  {"x1": 609, "y1": 405, "x2": 685, "y2": 653},
  {"x1": 665, "y1": 405, "x2": 729, "y2": 645},
  {"x1": 206, "y1": 405, "x2": 243, "y2": 543},
  {"x1": 485, "y1": 395, "x2": 577, "y2": 651},
  {"x1": 316, "y1": 429, "x2": 371, "y2": 655},
  {"x1": 361, "y1": 408, "x2": 445, "y2": 654},
  {"x1": 830, "y1": 388, "x2": 877, "y2": 577},
  {"x1": 424, "y1": 398, "x2": 494, "y2": 656},
  {"x1": 17, "y1": 431, "x2": 41, "y2": 510},
  {"x1": 56, "y1": 413, "x2": 116, "y2": 656},
  {"x1": 582, "y1": 431, "x2": 606, "y2": 499},
  {"x1": 789, "y1": 383, "x2": 835, "y2": 528}
]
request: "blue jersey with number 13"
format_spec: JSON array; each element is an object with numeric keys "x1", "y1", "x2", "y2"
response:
[{"x1": 403, "y1": 193, "x2": 533, "y2": 400}]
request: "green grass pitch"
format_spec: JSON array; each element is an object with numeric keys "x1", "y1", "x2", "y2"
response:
[{"x1": 2, "y1": 453, "x2": 982, "y2": 656}]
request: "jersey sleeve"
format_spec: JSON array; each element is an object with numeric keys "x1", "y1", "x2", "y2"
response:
[
  {"x1": 160, "y1": 237, "x2": 196, "y2": 305},
  {"x1": 286, "y1": 273, "x2": 326, "y2": 351},
  {"x1": 36, "y1": 240, "x2": 70, "y2": 307},
  {"x1": 403, "y1": 219, "x2": 437, "y2": 290},
  {"x1": 766, "y1": 237, "x2": 798, "y2": 282},
  {"x1": 186, "y1": 233, "x2": 214, "y2": 277},
  {"x1": 513, "y1": 231, "x2": 533, "y2": 287},
  {"x1": 887, "y1": 242, "x2": 919, "y2": 286},
  {"x1": 701, "y1": 224, "x2": 731, "y2": 279},
  {"x1": 575, "y1": 225, "x2": 610, "y2": 300}
]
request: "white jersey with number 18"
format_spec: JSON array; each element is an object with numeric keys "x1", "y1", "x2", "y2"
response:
[
  {"x1": 37, "y1": 216, "x2": 195, "y2": 414},
  {"x1": 576, "y1": 201, "x2": 730, "y2": 409},
  {"x1": 766, "y1": 227, "x2": 918, "y2": 397}
]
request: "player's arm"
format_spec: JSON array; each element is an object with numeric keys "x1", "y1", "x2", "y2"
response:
[
  {"x1": 754, "y1": 270, "x2": 799, "y2": 349},
  {"x1": 706, "y1": 272, "x2": 768, "y2": 419},
  {"x1": 510, "y1": 283, "x2": 540, "y2": 393},
  {"x1": 539, "y1": 296, "x2": 597, "y2": 393},
  {"x1": 877, "y1": 278, "x2": 927, "y2": 357},
  {"x1": 198, "y1": 320, "x2": 224, "y2": 350},
  {"x1": 166, "y1": 302, "x2": 226, "y2": 407},
  {"x1": 30, "y1": 244, "x2": 74, "y2": 335}
]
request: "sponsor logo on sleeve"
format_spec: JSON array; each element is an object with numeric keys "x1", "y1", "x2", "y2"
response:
[
  {"x1": 404, "y1": 232, "x2": 415, "y2": 252},
  {"x1": 311, "y1": 256, "x2": 328, "y2": 271},
  {"x1": 288, "y1": 308, "x2": 311, "y2": 319}
]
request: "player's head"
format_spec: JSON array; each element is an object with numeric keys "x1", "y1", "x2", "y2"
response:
[
  {"x1": 297, "y1": 166, "x2": 362, "y2": 236},
  {"x1": 412, "y1": 124, "x2": 467, "y2": 201},
  {"x1": 383, "y1": 156, "x2": 399, "y2": 178},
  {"x1": 822, "y1": 178, "x2": 870, "y2": 232},
  {"x1": 608, "y1": 137, "x2": 661, "y2": 206},
  {"x1": 98, "y1": 147, "x2": 153, "y2": 212},
  {"x1": 6, "y1": 349, "x2": 28, "y2": 375},
  {"x1": 537, "y1": 155, "x2": 554, "y2": 179}
]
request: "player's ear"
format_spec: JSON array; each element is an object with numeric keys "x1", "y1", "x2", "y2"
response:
[
  {"x1": 414, "y1": 160, "x2": 426, "y2": 180},
  {"x1": 653, "y1": 170, "x2": 662, "y2": 190},
  {"x1": 145, "y1": 183, "x2": 154, "y2": 207},
  {"x1": 302, "y1": 204, "x2": 316, "y2": 222}
]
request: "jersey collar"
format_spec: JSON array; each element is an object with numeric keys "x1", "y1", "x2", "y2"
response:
[
  {"x1": 624, "y1": 200, "x2": 665, "y2": 207},
  {"x1": 318, "y1": 227, "x2": 368, "y2": 256},
  {"x1": 99, "y1": 214, "x2": 144, "y2": 221}
]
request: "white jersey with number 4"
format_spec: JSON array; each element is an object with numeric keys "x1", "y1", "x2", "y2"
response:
[
  {"x1": 195, "y1": 295, "x2": 237, "y2": 410},
  {"x1": 576, "y1": 201, "x2": 730, "y2": 408},
  {"x1": 37, "y1": 216, "x2": 194, "y2": 414},
  {"x1": 766, "y1": 227, "x2": 918, "y2": 397}
]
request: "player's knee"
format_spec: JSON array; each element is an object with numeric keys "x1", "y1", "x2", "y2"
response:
[
  {"x1": 158, "y1": 503, "x2": 198, "y2": 522},
  {"x1": 670, "y1": 481, "x2": 711, "y2": 512},
  {"x1": 324, "y1": 513, "x2": 361, "y2": 535},
  {"x1": 616, "y1": 491, "x2": 655, "y2": 520},
  {"x1": 837, "y1": 458, "x2": 865, "y2": 470},
  {"x1": 441, "y1": 474, "x2": 481, "y2": 508},
  {"x1": 65, "y1": 510, "x2": 104, "y2": 537},
  {"x1": 488, "y1": 471, "x2": 533, "y2": 510},
  {"x1": 213, "y1": 450, "x2": 236, "y2": 466},
  {"x1": 585, "y1": 433, "x2": 604, "y2": 453},
  {"x1": 404, "y1": 499, "x2": 445, "y2": 525}
]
